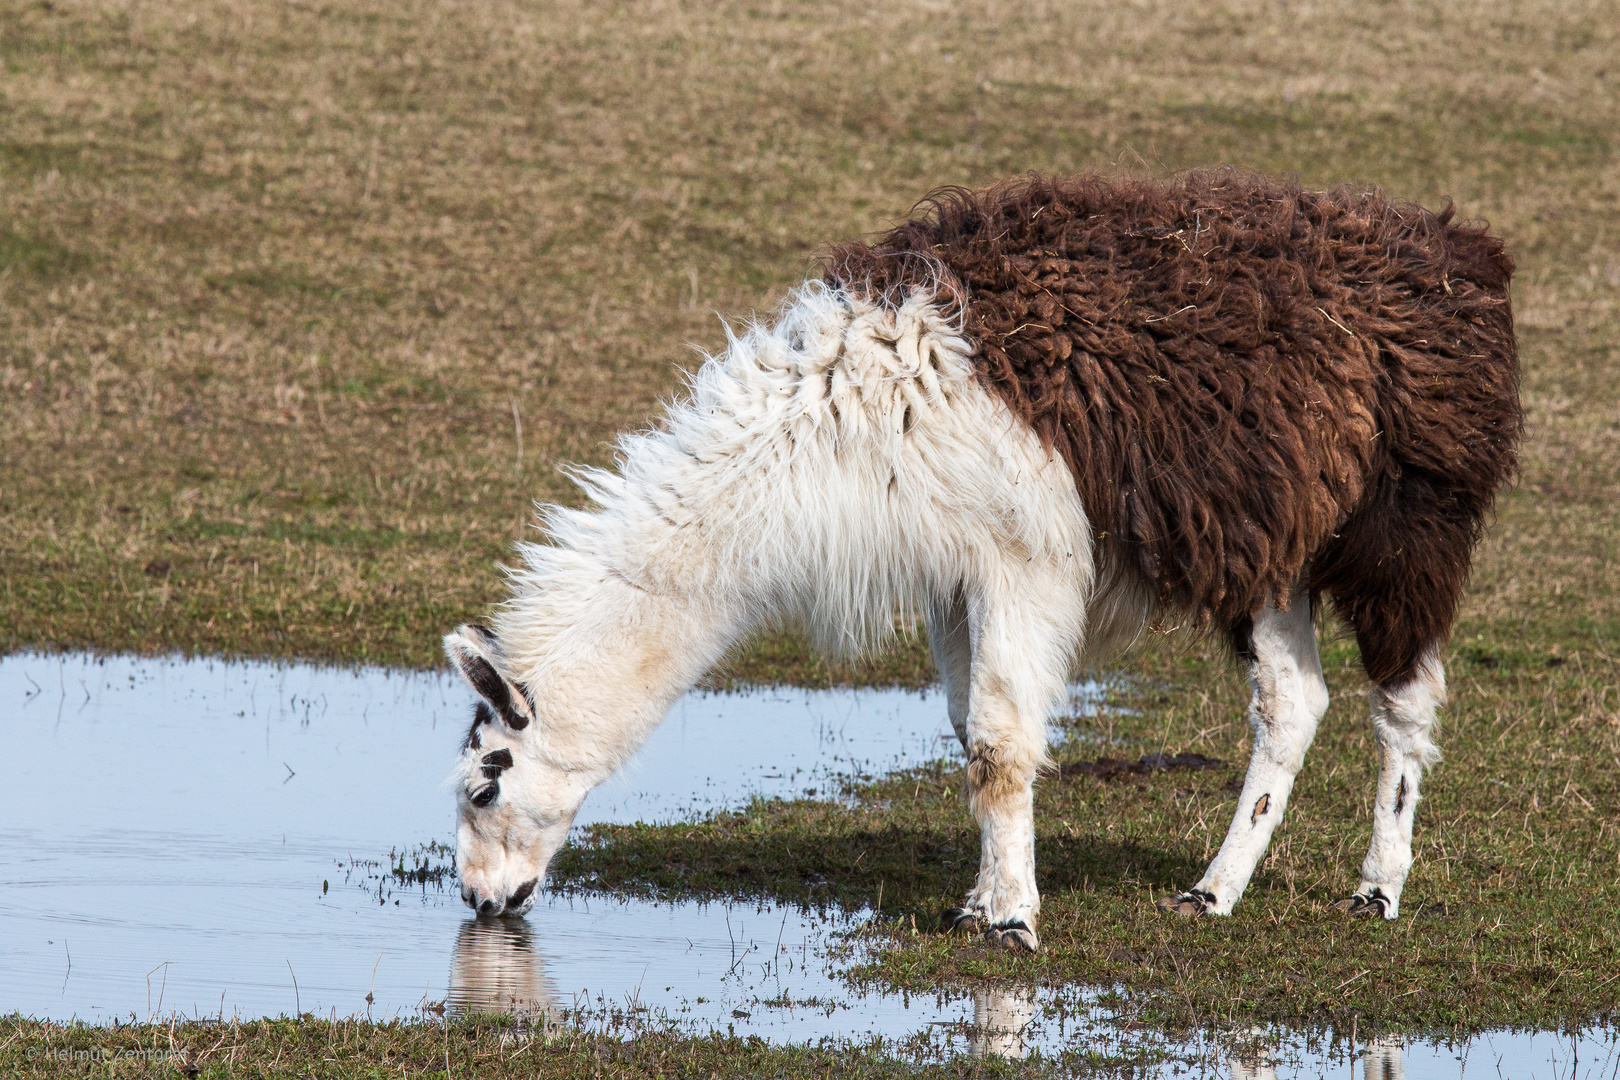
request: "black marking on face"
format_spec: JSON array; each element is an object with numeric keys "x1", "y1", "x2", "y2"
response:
[
  {"x1": 507, "y1": 878, "x2": 538, "y2": 909},
  {"x1": 468, "y1": 623, "x2": 499, "y2": 647},
  {"x1": 471, "y1": 783, "x2": 499, "y2": 808},
  {"x1": 1395, "y1": 775, "x2": 1409, "y2": 816},
  {"x1": 479, "y1": 747, "x2": 513, "y2": 780},
  {"x1": 1251, "y1": 793, "x2": 1271, "y2": 824},
  {"x1": 460, "y1": 653, "x2": 529, "y2": 730},
  {"x1": 463, "y1": 701, "x2": 492, "y2": 750}
]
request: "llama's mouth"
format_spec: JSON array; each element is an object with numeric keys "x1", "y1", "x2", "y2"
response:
[{"x1": 462, "y1": 877, "x2": 539, "y2": 917}]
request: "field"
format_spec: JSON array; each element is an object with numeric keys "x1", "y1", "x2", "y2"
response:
[{"x1": 3, "y1": 0, "x2": 1619, "y2": 1074}]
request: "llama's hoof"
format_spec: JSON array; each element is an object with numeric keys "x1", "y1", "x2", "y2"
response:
[
  {"x1": 1334, "y1": 890, "x2": 1392, "y2": 919},
  {"x1": 941, "y1": 906, "x2": 983, "y2": 934},
  {"x1": 988, "y1": 919, "x2": 1039, "y2": 953},
  {"x1": 1156, "y1": 890, "x2": 1213, "y2": 917}
]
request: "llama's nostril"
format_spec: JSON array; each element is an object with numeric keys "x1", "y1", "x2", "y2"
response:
[
  {"x1": 506, "y1": 878, "x2": 538, "y2": 912},
  {"x1": 478, "y1": 898, "x2": 499, "y2": 915}
]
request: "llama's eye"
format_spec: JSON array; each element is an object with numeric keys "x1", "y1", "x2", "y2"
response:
[{"x1": 471, "y1": 783, "x2": 499, "y2": 808}]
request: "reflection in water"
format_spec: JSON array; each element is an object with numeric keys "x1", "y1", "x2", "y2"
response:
[
  {"x1": 1362, "y1": 1034, "x2": 1405, "y2": 1080},
  {"x1": 969, "y1": 988, "x2": 1036, "y2": 1059},
  {"x1": 1228, "y1": 1031, "x2": 1408, "y2": 1080},
  {"x1": 448, "y1": 918, "x2": 560, "y2": 1027},
  {"x1": 1228, "y1": 1029, "x2": 1278, "y2": 1080}
]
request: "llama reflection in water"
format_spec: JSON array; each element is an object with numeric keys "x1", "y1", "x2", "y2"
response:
[
  {"x1": 447, "y1": 918, "x2": 560, "y2": 1027},
  {"x1": 445, "y1": 913, "x2": 1039, "y2": 1057},
  {"x1": 1229, "y1": 1032, "x2": 1405, "y2": 1080},
  {"x1": 969, "y1": 988, "x2": 1036, "y2": 1059}
]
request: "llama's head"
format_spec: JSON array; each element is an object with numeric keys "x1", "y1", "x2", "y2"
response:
[{"x1": 444, "y1": 624, "x2": 589, "y2": 918}]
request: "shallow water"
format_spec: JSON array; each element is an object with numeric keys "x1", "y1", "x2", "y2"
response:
[
  {"x1": 0, "y1": 652, "x2": 969, "y2": 1026},
  {"x1": 2, "y1": 652, "x2": 1615, "y2": 1075}
]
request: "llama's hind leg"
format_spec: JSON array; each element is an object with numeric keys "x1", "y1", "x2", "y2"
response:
[
  {"x1": 1159, "y1": 591, "x2": 1328, "y2": 916},
  {"x1": 1338, "y1": 651, "x2": 1444, "y2": 919}
]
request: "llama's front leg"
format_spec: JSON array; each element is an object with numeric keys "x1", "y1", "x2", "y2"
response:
[
  {"x1": 1337, "y1": 652, "x2": 1444, "y2": 919},
  {"x1": 961, "y1": 700, "x2": 1043, "y2": 951},
  {"x1": 951, "y1": 593, "x2": 1072, "y2": 952},
  {"x1": 1160, "y1": 593, "x2": 1328, "y2": 916},
  {"x1": 929, "y1": 589, "x2": 993, "y2": 936},
  {"x1": 926, "y1": 588, "x2": 971, "y2": 752}
]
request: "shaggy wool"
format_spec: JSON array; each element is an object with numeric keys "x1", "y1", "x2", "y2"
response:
[{"x1": 826, "y1": 170, "x2": 1521, "y2": 685}]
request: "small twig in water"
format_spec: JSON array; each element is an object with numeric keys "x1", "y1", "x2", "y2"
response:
[
  {"x1": 287, "y1": 960, "x2": 301, "y2": 1016},
  {"x1": 367, "y1": 951, "x2": 382, "y2": 1015},
  {"x1": 146, "y1": 961, "x2": 172, "y2": 1020},
  {"x1": 772, "y1": 908, "x2": 789, "y2": 981}
]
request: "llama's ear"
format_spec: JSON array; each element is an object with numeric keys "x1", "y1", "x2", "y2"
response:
[{"x1": 443, "y1": 624, "x2": 535, "y2": 731}]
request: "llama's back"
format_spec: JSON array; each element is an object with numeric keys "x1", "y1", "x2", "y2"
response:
[{"x1": 828, "y1": 169, "x2": 1520, "y2": 643}]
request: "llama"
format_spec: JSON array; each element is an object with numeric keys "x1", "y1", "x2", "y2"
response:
[{"x1": 445, "y1": 170, "x2": 1519, "y2": 950}]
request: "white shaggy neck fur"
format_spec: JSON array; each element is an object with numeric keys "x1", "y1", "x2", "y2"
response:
[{"x1": 501, "y1": 282, "x2": 1100, "y2": 768}]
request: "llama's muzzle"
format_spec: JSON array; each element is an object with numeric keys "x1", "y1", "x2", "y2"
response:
[{"x1": 461, "y1": 877, "x2": 539, "y2": 918}]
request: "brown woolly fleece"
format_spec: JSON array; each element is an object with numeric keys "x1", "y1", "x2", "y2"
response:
[{"x1": 826, "y1": 170, "x2": 1521, "y2": 686}]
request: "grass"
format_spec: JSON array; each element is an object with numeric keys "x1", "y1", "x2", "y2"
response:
[
  {"x1": 555, "y1": 638, "x2": 1620, "y2": 1033},
  {"x1": 3, "y1": 0, "x2": 1616, "y2": 676},
  {"x1": 2, "y1": 0, "x2": 1619, "y2": 1071},
  {"x1": 0, "y1": 1015, "x2": 1160, "y2": 1078}
]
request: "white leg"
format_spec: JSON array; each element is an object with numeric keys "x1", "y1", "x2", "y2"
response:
[
  {"x1": 1160, "y1": 592, "x2": 1329, "y2": 916},
  {"x1": 926, "y1": 588, "x2": 972, "y2": 752},
  {"x1": 930, "y1": 589, "x2": 990, "y2": 941},
  {"x1": 948, "y1": 577, "x2": 1078, "y2": 951},
  {"x1": 1338, "y1": 651, "x2": 1444, "y2": 920}
]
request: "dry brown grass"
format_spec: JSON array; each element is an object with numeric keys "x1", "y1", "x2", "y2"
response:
[{"x1": 1, "y1": 0, "x2": 1616, "y2": 671}]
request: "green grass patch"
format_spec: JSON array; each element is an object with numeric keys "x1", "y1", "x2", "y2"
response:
[{"x1": 0, "y1": 227, "x2": 88, "y2": 278}]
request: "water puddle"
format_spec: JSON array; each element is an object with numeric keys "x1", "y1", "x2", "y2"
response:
[{"x1": 2, "y1": 652, "x2": 1615, "y2": 1075}]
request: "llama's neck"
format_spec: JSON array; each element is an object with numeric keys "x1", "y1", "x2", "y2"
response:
[
  {"x1": 491, "y1": 553, "x2": 743, "y2": 782},
  {"x1": 487, "y1": 280, "x2": 987, "y2": 776}
]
